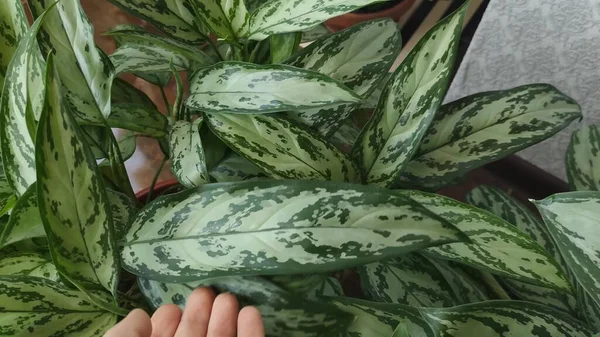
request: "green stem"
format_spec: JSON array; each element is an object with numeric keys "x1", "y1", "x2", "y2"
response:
[
  {"x1": 145, "y1": 155, "x2": 168, "y2": 204},
  {"x1": 480, "y1": 272, "x2": 511, "y2": 300},
  {"x1": 159, "y1": 86, "x2": 172, "y2": 118}
]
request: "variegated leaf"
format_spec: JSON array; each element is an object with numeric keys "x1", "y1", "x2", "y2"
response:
[
  {"x1": 330, "y1": 118, "x2": 361, "y2": 154},
  {"x1": 359, "y1": 254, "x2": 459, "y2": 307},
  {"x1": 353, "y1": 5, "x2": 466, "y2": 188},
  {"x1": 466, "y1": 185, "x2": 576, "y2": 313},
  {"x1": 301, "y1": 24, "x2": 331, "y2": 43},
  {"x1": 400, "y1": 84, "x2": 581, "y2": 189},
  {"x1": 29, "y1": 0, "x2": 114, "y2": 123},
  {"x1": 169, "y1": 118, "x2": 209, "y2": 188},
  {"x1": 0, "y1": 0, "x2": 28, "y2": 89},
  {"x1": 332, "y1": 297, "x2": 435, "y2": 337},
  {"x1": 0, "y1": 276, "x2": 117, "y2": 336},
  {"x1": 36, "y1": 57, "x2": 119, "y2": 296},
  {"x1": 286, "y1": 19, "x2": 402, "y2": 137},
  {"x1": 122, "y1": 180, "x2": 464, "y2": 282},
  {"x1": 99, "y1": 131, "x2": 136, "y2": 165},
  {"x1": 566, "y1": 125, "x2": 600, "y2": 191},
  {"x1": 269, "y1": 274, "x2": 327, "y2": 294},
  {"x1": 0, "y1": 183, "x2": 44, "y2": 248},
  {"x1": 107, "y1": 188, "x2": 137, "y2": 241},
  {"x1": 534, "y1": 192, "x2": 600, "y2": 308},
  {"x1": 420, "y1": 300, "x2": 593, "y2": 337},
  {"x1": 106, "y1": 0, "x2": 205, "y2": 43},
  {"x1": 401, "y1": 190, "x2": 571, "y2": 291},
  {"x1": 186, "y1": 0, "x2": 248, "y2": 39},
  {"x1": 578, "y1": 285, "x2": 600, "y2": 331},
  {"x1": 199, "y1": 124, "x2": 228, "y2": 170},
  {"x1": 186, "y1": 62, "x2": 361, "y2": 113},
  {"x1": 139, "y1": 276, "x2": 352, "y2": 337},
  {"x1": 206, "y1": 113, "x2": 359, "y2": 182},
  {"x1": 0, "y1": 253, "x2": 59, "y2": 281},
  {"x1": 284, "y1": 19, "x2": 401, "y2": 136},
  {"x1": 307, "y1": 277, "x2": 344, "y2": 299},
  {"x1": 424, "y1": 257, "x2": 491, "y2": 304},
  {"x1": 208, "y1": 153, "x2": 268, "y2": 182},
  {"x1": 0, "y1": 9, "x2": 47, "y2": 196},
  {"x1": 242, "y1": 0, "x2": 382, "y2": 40},
  {"x1": 109, "y1": 79, "x2": 168, "y2": 138},
  {"x1": 270, "y1": 32, "x2": 301, "y2": 64}
]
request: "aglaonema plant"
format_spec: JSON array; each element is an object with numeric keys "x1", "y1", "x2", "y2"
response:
[{"x1": 0, "y1": 0, "x2": 596, "y2": 336}]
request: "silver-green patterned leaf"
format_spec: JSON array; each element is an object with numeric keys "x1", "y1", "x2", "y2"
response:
[
  {"x1": 169, "y1": 118, "x2": 209, "y2": 188},
  {"x1": 186, "y1": 62, "x2": 361, "y2": 113},
  {"x1": 122, "y1": 180, "x2": 465, "y2": 282},
  {"x1": 332, "y1": 297, "x2": 435, "y2": 337},
  {"x1": 353, "y1": 5, "x2": 466, "y2": 188},
  {"x1": 578, "y1": 285, "x2": 600, "y2": 332},
  {"x1": 29, "y1": 0, "x2": 114, "y2": 123},
  {"x1": 206, "y1": 113, "x2": 359, "y2": 182},
  {"x1": 208, "y1": 153, "x2": 268, "y2": 182},
  {"x1": 566, "y1": 125, "x2": 600, "y2": 191},
  {"x1": 107, "y1": 188, "x2": 137, "y2": 241},
  {"x1": 534, "y1": 192, "x2": 600, "y2": 307},
  {"x1": 139, "y1": 276, "x2": 352, "y2": 337},
  {"x1": 36, "y1": 58, "x2": 120, "y2": 296},
  {"x1": 402, "y1": 190, "x2": 571, "y2": 291},
  {"x1": 242, "y1": 0, "x2": 382, "y2": 40},
  {"x1": 0, "y1": 183, "x2": 44, "y2": 248},
  {"x1": 400, "y1": 84, "x2": 582, "y2": 189},
  {"x1": 0, "y1": 0, "x2": 28, "y2": 89},
  {"x1": 186, "y1": 0, "x2": 248, "y2": 39},
  {"x1": 0, "y1": 9, "x2": 47, "y2": 196},
  {"x1": 269, "y1": 274, "x2": 327, "y2": 294},
  {"x1": 359, "y1": 254, "x2": 458, "y2": 307},
  {"x1": 283, "y1": 19, "x2": 401, "y2": 137},
  {"x1": 106, "y1": 0, "x2": 205, "y2": 43},
  {"x1": 0, "y1": 253, "x2": 59, "y2": 281},
  {"x1": 307, "y1": 277, "x2": 344, "y2": 300},
  {"x1": 109, "y1": 79, "x2": 168, "y2": 138},
  {"x1": 466, "y1": 185, "x2": 576, "y2": 313},
  {"x1": 99, "y1": 131, "x2": 136, "y2": 165},
  {"x1": 0, "y1": 276, "x2": 117, "y2": 336},
  {"x1": 424, "y1": 257, "x2": 491, "y2": 304},
  {"x1": 270, "y1": 32, "x2": 301, "y2": 64},
  {"x1": 301, "y1": 24, "x2": 330, "y2": 43},
  {"x1": 420, "y1": 300, "x2": 593, "y2": 337}
]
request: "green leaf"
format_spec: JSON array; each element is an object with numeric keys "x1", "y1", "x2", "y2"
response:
[
  {"x1": 301, "y1": 24, "x2": 331, "y2": 43},
  {"x1": 270, "y1": 32, "x2": 301, "y2": 64},
  {"x1": 566, "y1": 125, "x2": 600, "y2": 191},
  {"x1": 107, "y1": 188, "x2": 137, "y2": 241},
  {"x1": 0, "y1": 276, "x2": 117, "y2": 336},
  {"x1": 200, "y1": 124, "x2": 229, "y2": 170},
  {"x1": 242, "y1": 0, "x2": 382, "y2": 40},
  {"x1": 353, "y1": 5, "x2": 466, "y2": 188},
  {"x1": 359, "y1": 254, "x2": 459, "y2": 307},
  {"x1": 169, "y1": 118, "x2": 209, "y2": 188},
  {"x1": 269, "y1": 274, "x2": 327, "y2": 294},
  {"x1": 186, "y1": 62, "x2": 361, "y2": 114},
  {"x1": 207, "y1": 113, "x2": 359, "y2": 182},
  {"x1": 392, "y1": 323, "x2": 411, "y2": 337},
  {"x1": 208, "y1": 153, "x2": 268, "y2": 182},
  {"x1": 284, "y1": 19, "x2": 401, "y2": 136},
  {"x1": 36, "y1": 56, "x2": 120, "y2": 296},
  {"x1": 186, "y1": 0, "x2": 248, "y2": 39},
  {"x1": 330, "y1": 118, "x2": 361, "y2": 153},
  {"x1": 424, "y1": 257, "x2": 491, "y2": 304},
  {"x1": 0, "y1": 253, "x2": 60, "y2": 281},
  {"x1": 122, "y1": 180, "x2": 465, "y2": 282},
  {"x1": 402, "y1": 190, "x2": 571, "y2": 291},
  {"x1": 0, "y1": 9, "x2": 47, "y2": 196},
  {"x1": 578, "y1": 285, "x2": 600, "y2": 332},
  {"x1": 0, "y1": 183, "x2": 44, "y2": 248},
  {"x1": 534, "y1": 192, "x2": 600, "y2": 307},
  {"x1": 307, "y1": 277, "x2": 344, "y2": 299},
  {"x1": 106, "y1": 0, "x2": 206, "y2": 43},
  {"x1": 139, "y1": 276, "x2": 353, "y2": 337},
  {"x1": 400, "y1": 84, "x2": 582, "y2": 189},
  {"x1": 99, "y1": 131, "x2": 136, "y2": 165},
  {"x1": 29, "y1": 0, "x2": 114, "y2": 123},
  {"x1": 0, "y1": 0, "x2": 28, "y2": 89},
  {"x1": 466, "y1": 186, "x2": 576, "y2": 313},
  {"x1": 331, "y1": 297, "x2": 435, "y2": 337},
  {"x1": 419, "y1": 300, "x2": 593, "y2": 337},
  {"x1": 108, "y1": 79, "x2": 168, "y2": 138}
]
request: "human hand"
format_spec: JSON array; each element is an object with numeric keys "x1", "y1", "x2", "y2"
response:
[{"x1": 104, "y1": 287, "x2": 265, "y2": 337}]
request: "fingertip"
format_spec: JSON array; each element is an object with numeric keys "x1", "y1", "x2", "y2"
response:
[
  {"x1": 238, "y1": 306, "x2": 265, "y2": 337},
  {"x1": 152, "y1": 303, "x2": 183, "y2": 321},
  {"x1": 189, "y1": 287, "x2": 216, "y2": 303},
  {"x1": 150, "y1": 304, "x2": 182, "y2": 336},
  {"x1": 105, "y1": 309, "x2": 152, "y2": 337},
  {"x1": 214, "y1": 292, "x2": 239, "y2": 310}
]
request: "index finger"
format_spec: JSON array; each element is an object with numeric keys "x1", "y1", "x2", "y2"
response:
[{"x1": 238, "y1": 306, "x2": 265, "y2": 337}]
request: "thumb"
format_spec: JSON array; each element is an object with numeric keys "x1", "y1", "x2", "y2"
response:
[{"x1": 104, "y1": 309, "x2": 152, "y2": 337}]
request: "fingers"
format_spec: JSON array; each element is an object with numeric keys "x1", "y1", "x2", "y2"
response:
[
  {"x1": 104, "y1": 309, "x2": 152, "y2": 337},
  {"x1": 174, "y1": 287, "x2": 215, "y2": 337},
  {"x1": 207, "y1": 293, "x2": 239, "y2": 337},
  {"x1": 238, "y1": 306, "x2": 265, "y2": 337},
  {"x1": 151, "y1": 304, "x2": 182, "y2": 337}
]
